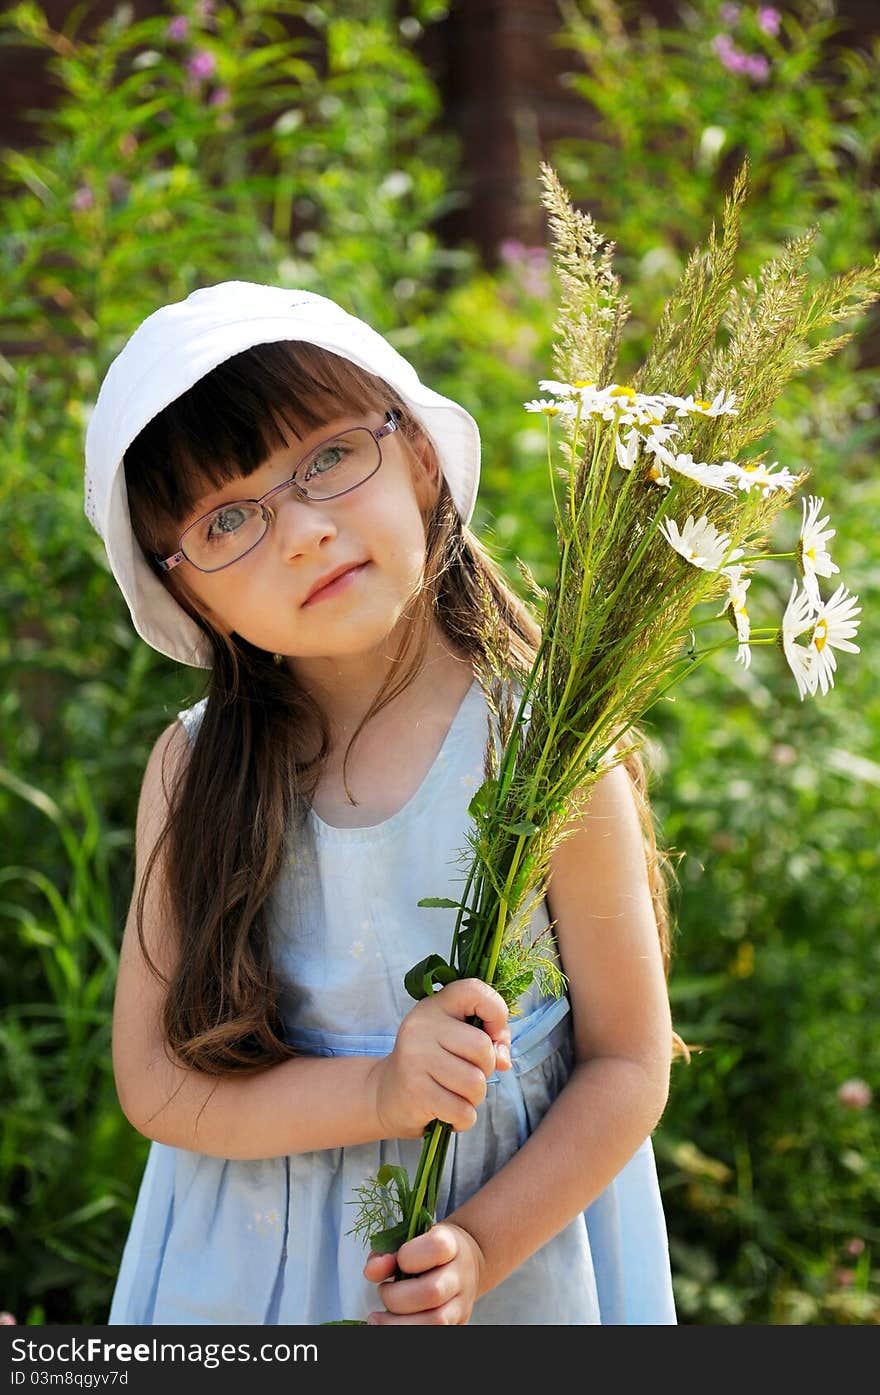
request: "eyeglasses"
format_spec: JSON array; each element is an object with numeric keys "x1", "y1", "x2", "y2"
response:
[{"x1": 156, "y1": 411, "x2": 400, "y2": 574}]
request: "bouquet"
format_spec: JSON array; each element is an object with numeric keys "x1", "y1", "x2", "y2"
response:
[{"x1": 347, "y1": 158, "x2": 876, "y2": 1277}]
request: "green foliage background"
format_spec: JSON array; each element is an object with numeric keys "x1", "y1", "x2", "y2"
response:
[{"x1": 1, "y1": 0, "x2": 877, "y2": 1325}]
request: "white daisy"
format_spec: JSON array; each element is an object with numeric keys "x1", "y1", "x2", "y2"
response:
[
  {"x1": 799, "y1": 495, "x2": 840, "y2": 609},
  {"x1": 782, "y1": 578, "x2": 818, "y2": 700},
  {"x1": 643, "y1": 421, "x2": 681, "y2": 450},
  {"x1": 615, "y1": 430, "x2": 640, "y2": 471},
  {"x1": 657, "y1": 449, "x2": 738, "y2": 494},
  {"x1": 537, "y1": 377, "x2": 599, "y2": 397},
  {"x1": 538, "y1": 378, "x2": 578, "y2": 396},
  {"x1": 717, "y1": 565, "x2": 752, "y2": 667},
  {"x1": 670, "y1": 389, "x2": 739, "y2": 418},
  {"x1": 807, "y1": 583, "x2": 861, "y2": 697},
  {"x1": 723, "y1": 460, "x2": 798, "y2": 496},
  {"x1": 523, "y1": 397, "x2": 575, "y2": 417},
  {"x1": 659, "y1": 514, "x2": 744, "y2": 571}
]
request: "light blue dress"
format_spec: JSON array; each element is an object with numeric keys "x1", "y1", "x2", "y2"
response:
[{"x1": 108, "y1": 677, "x2": 676, "y2": 1325}]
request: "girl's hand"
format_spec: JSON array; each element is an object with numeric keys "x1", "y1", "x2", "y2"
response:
[
  {"x1": 363, "y1": 1222, "x2": 485, "y2": 1325},
  {"x1": 369, "y1": 978, "x2": 511, "y2": 1139}
]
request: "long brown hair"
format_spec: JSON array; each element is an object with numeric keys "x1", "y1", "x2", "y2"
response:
[{"x1": 124, "y1": 340, "x2": 684, "y2": 1078}]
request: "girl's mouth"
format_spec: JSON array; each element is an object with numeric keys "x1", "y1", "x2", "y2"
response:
[{"x1": 302, "y1": 562, "x2": 370, "y2": 607}]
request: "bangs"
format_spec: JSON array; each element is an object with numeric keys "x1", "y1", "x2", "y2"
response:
[{"x1": 123, "y1": 340, "x2": 402, "y2": 554}]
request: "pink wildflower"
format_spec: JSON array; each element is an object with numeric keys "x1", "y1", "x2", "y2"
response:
[
  {"x1": 720, "y1": 3, "x2": 741, "y2": 22},
  {"x1": 187, "y1": 50, "x2": 217, "y2": 81},
  {"x1": 499, "y1": 239, "x2": 527, "y2": 265},
  {"x1": 744, "y1": 53, "x2": 770, "y2": 81},
  {"x1": 72, "y1": 185, "x2": 95, "y2": 212},
  {"x1": 166, "y1": 16, "x2": 189, "y2": 41},
  {"x1": 837, "y1": 1078, "x2": 872, "y2": 1110},
  {"x1": 834, "y1": 1268, "x2": 855, "y2": 1288},
  {"x1": 758, "y1": 7, "x2": 782, "y2": 37},
  {"x1": 0, "y1": 1312, "x2": 15, "y2": 1325},
  {"x1": 844, "y1": 1238, "x2": 865, "y2": 1258}
]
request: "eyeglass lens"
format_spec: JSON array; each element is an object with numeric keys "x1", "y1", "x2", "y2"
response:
[{"x1": 182, "y1": 427, "x2": 382, "y2": 571}]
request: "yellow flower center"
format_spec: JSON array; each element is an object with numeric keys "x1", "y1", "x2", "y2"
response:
[
  {"x1": 610, "y1": 385, "x2": 636, "y2": 398},
  {"x1": 542, "y1": 404, "x2": 560, "y2": 416},
  {"x1": 804, "y1": 546, "x2": 816, "y2": 563},
  {"x1": 812, "y1": 618, "x2": 828, "y2": 653},
  {"x1": 574, "y1": 379, "x2": 595, "y2": 389},
  {"x1": 694, "y1": 398, "x2": 712, "y2": 410}
]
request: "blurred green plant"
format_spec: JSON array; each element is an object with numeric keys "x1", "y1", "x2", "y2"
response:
[
  {"x1": 551, "y1": 0, "x2": 880, "y2": 363},
  {"x1": 529, "y1": 0, "x2": 880, "y2": 1325},
  {"x1": 0, "y1": 0, "x2": 477, "y2": 1324},
  {"x1": 0, "y1": 761, "x2": 140, "y2": 1322}
]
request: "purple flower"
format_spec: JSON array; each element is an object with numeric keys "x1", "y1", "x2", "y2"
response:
[
  {"x1": 499, "y1": 239, "x2": 527, "y2": 265},
  {"x1": 844, "y1": 1237, "x2": 865, "y2": 1257},
  {"x1": 195, "y1": 0, "x2": 215, "y2": 18},
  {"x1": 187, "y1": 49, "x2": 217, "y2": 81},
  {"x1": 720, "y1": 3, "x2": 741, "y2": 22},
  {"x1": 71, "y1": 184, "x2": 95, "y2": 212},
  {"x1": 209, "y1": 85, "x2": 231, "y2": 107},
  {"x1": 0, "y1": 1313, "x2": 16, "y2": 1325},
  {"x1": 166, "y1": 16, "x2": 189, "y2": 41},
  {"x1": 758, "y1": 6, "x2": 782, "y2": 36},
  {"x1": 744, "y1": 53, "x2": 770, "y2": 81},
  {"x1": 522, "y1": 266, "x2": 550, "y2": 298}
]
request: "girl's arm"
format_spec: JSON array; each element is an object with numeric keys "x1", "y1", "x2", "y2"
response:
[
  {"x1": 113, "y1": 724, "x2": 509, "y2": 1160},
  {"x1": 365, "y1": 759, "x2": 673, "y2": 1321}
]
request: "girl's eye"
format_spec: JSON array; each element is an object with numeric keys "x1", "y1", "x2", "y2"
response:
[
  {"x1": 304, "y1": 442, "x2": 348, "y2": 479},
  {"x1": 205, "y1": 505, "x2": 251, "y2": 541}
]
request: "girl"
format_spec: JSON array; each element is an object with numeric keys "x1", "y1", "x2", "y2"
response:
[{"x1": 84, "y1": 280, "x2": 678, "y2": 1325}]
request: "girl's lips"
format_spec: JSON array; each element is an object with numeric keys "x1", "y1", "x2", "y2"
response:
[{"x1": 302, "y1": 561, "x2": 369, "y2": 607}]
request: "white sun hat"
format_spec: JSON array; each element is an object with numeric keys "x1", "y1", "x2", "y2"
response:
[{"x1": 83, "y1": 280, "x2": 481, "y2": 668}]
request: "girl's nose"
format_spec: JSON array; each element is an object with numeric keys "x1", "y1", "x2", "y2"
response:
[{"x1": 269, "y1": 488, "x2": 338, "y2": 560}]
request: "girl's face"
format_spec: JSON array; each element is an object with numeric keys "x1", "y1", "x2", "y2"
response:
[{"x1": 171, "y1": 409, "x2": 438, "y2": 663}]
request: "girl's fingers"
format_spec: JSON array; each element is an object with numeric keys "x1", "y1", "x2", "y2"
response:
[
  {"x1": 435, "y1": 978, "x2": 509, "y2": 1044},
  {"x1": 363, "y1": 1251, "x2": 397, "y2": 1282},
  {"x1": 439, "y1": 1019, "x2": 501, "y2": 1077}
]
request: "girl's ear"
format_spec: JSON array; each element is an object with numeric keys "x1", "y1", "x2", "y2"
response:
[{"x1": 404, "y1": 421, "x2": 441, "y2": 509}]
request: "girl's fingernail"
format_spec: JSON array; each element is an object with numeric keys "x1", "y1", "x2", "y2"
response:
[{"x1": 497, "y1": 1045, "x2": 511, "y2": 1067}]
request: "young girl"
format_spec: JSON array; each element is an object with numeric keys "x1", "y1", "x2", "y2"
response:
[{"x1": 84, "y1": 280, "x2": 678, "y2": 1326}]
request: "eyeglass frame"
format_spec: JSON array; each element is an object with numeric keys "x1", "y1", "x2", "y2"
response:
[{"x1": 154, "y1": 410, "x2": 401, "y2": 574}]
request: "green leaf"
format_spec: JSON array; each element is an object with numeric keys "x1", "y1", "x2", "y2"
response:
[
  {"x1": 404, "y1": 953, "x2": 459, "y2": 1001},
  {"x1": 369, "y1": 1220, "x2": 410, "y2": 1254},
  {"x1": 467, "y1": 777, "x2": 497, "y2": 819},
  {"x1": 503, "y1": 820, "x2": 540, "y2": 836},
  {"x1": 416, "y1": 896, "x2": 462, "y2": 909},
  {"x1": 495, "y1": 969, "x2": 534, "y2": 1005},
  {"x1": 375, "y1": 1164, "x2": 411, "y2": 1205}
]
